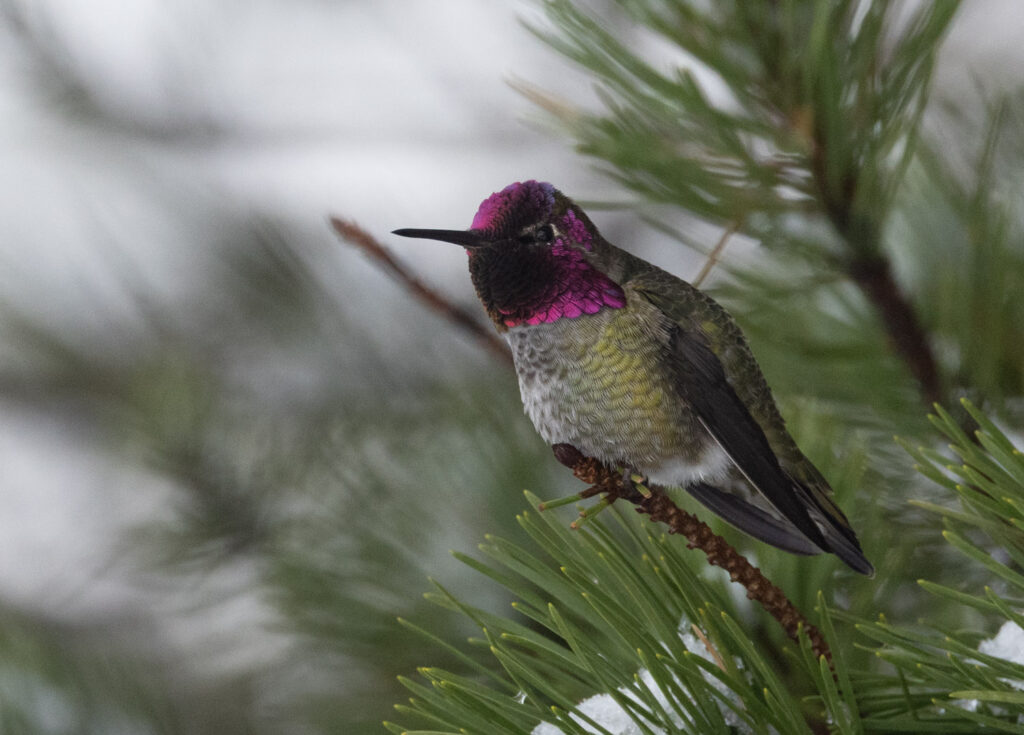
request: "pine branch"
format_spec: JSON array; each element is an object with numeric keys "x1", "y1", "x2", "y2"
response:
[
  {"x1": 807, "y1": 137, "x2": 943, "y2": 406},
  {"x1": 845, "y1": 253, "x2": 942, "y2": 406},
  {"x1": 528, "y1": 0, "x2": 961, "y2": 413},
  {"x1": 550, "y1": 443, "x2": 833, "y2": 664},
  {"x1": 329, "y1": 217, "x2": 511, "y2": 365}
]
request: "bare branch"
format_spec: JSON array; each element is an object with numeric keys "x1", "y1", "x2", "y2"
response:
[
  {"x1": 847, "y1": 255, "x2": 942, "y2": 406},
  {"x1": 329, "y1": 217, "x2": 512, "y2": 365},
  {"x1": 693, "y1": 219, "x2": 742, "y2": 288}
]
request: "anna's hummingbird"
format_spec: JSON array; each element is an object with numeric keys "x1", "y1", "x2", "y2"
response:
[{"x1": 395, "y1": 180, "x2": 873, "y2": 575}]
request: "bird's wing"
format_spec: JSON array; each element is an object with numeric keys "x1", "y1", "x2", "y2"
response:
[
  {"x1": 664, "y1": 318, "x2": 828, "y2": 549},
  {"x1": 628, "y1": 265, "x2": 866, "y2": 563}
]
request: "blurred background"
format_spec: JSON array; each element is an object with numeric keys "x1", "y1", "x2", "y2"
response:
[{"x1": 0, "y1": 1, "x2": 1022, "y2": 733}]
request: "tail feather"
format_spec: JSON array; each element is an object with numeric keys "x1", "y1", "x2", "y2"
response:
[
  {"x1": 685, "y1": 481, "x2": 874, "y2": 575},
  {"x1": 686, "y1": 482, "x2": 821, "y2": 556},
  {"x1": 795, "y1": 483, "x2": 875, "y2": 577},
  {"x1": 810, "y1": 505, "x2": 874, "y2": 576}
]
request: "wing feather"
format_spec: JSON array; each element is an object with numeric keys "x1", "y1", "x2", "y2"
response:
[
  {"x1": 669, "y1": 327, "x2": 827, "y2": 549},
  {"x1": 625, "y1": 267, "x2": 873, "y2": 574}
]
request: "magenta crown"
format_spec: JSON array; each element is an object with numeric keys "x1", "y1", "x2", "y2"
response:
[{"x1": 470, "y1": 180, "x2": 556, "y2": 234}]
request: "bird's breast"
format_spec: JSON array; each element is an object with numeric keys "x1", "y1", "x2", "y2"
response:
[{"x1": 505, "y1": 294, "x2": 715, "y2": 479}]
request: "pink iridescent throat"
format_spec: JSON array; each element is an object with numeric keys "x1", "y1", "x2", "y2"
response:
[{"x1": 500, "y1": 234, "x2": 626, "y2": 328}]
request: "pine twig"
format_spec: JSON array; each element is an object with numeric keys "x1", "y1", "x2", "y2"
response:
[
  {"x1": 551, "y1": 443, "x2": 833, "y2": 664},
  {"x1": 329, "y1": 217, "x2": 512, "y2": 365},
  {"x1": 692, "y1": 219, "x2": 741, "y2": 288}
]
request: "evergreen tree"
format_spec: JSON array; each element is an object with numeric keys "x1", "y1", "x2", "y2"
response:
[{"x1": 388, "y1": 1, "x2": 1024, "y2": 733}]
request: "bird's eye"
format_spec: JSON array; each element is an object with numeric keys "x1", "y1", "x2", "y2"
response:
[{"x1": 516, "y1": 225, "x2": 555, "y2": 245}]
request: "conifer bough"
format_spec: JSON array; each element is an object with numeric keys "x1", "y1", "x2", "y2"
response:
[{"x1": 549, "y1": 442, "x2": 833, "y2": 663}]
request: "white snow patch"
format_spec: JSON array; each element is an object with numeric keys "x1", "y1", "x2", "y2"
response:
[
  {"x1": 979, "y1": 621, "x2": 1024, "y2": 665},
  {"x1": 978, "y1": 620, "x2": 1024, "y2": 690},
  {"x1": 531, "y1": 621, "x2": 773, "y2": 735},
  {"x1": 954, "y1": 620, "x2": 1024, "y2": 718}
]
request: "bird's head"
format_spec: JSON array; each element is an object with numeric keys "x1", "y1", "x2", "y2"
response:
[{"x1": 394, "y1": 180, "x2": 625, "y2": 330}]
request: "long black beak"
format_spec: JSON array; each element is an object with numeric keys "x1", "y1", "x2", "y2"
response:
[{"x1": 392, "y1": 228, "x2": 488, "y2": 249}]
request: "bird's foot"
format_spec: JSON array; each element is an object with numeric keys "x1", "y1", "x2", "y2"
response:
[
  {"x1": 565, "y1": 465, "x2": 652, "y2": 529},
  {"x1": 544, "y1": 444, "x2": 622, "y2": 528},
  {"x1": 619, "y1": 466, "x2": 653, "y2": 500}
]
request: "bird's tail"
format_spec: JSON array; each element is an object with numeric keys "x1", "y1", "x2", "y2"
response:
[
  {"x1": 686, "y1": 480, "x2": 875, "y2": 575},
  {"x1": 801, "y1": 487, "x2": 875, "y2": 576}
]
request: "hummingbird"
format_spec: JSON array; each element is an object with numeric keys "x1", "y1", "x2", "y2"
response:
[{"x1": 394, "y1": 181, "x2": 873, "y2": 575}]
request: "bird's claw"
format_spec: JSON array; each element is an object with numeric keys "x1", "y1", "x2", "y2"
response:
[{"x1": 620, "y1": 466, "x2": 653, "y2": 499}]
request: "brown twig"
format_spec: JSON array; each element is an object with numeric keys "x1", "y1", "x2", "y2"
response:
[
  {"x1": 807, "y1": 143, "x2": 943, "y2": 408},
  {"x1": 329, "y1": 217, "x2": 512, "y2": 365},
  {"x1": 847, "y1": 254, "x2": 942, "y2": 406},
  {"x1": 692, "y1": 219, "x2": 742, "y2": 288},
  {"x1": 551, "y1": 443, "x2": 833, "y2": 664}
]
